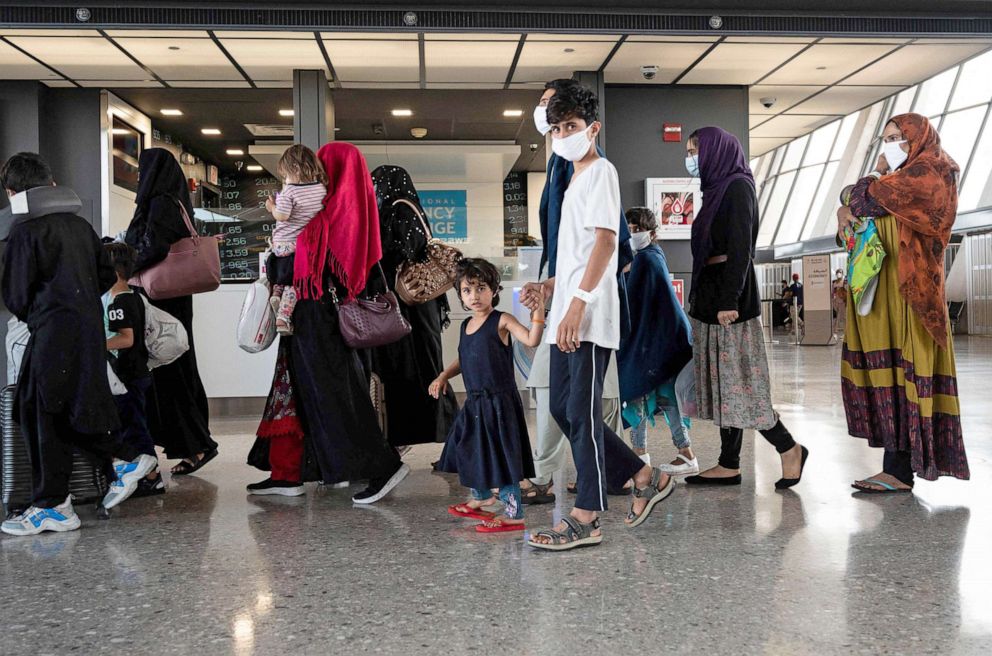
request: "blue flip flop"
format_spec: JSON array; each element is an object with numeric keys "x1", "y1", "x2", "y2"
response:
[{"x1": 852, "y1": 478, "x2": 912, "y2": 494}]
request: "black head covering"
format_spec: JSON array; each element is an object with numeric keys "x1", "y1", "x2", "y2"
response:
[
  {"x1": 371, "y1": 165, "x2": 422, "y2": 213},
  {"x1": 134, "y1": 147, "x2": 194, "y2": 219}
]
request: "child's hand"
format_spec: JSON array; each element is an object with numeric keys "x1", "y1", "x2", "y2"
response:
[
  {"x1": 265, "y1": 196, "x2": 275, "y2": 213},
  {"x1": 428, "y1": 376, "x2": 448, "y2": 399}
]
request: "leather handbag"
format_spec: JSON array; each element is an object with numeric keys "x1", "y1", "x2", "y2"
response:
[
  {"x1": 131, "y1": 200, "x2": 222, "y2": 300},
  {"x1": 392, "y1": 198, "x2": 463, "y2": 305},
  {"x1": 333, "y1": 263, "x2": 412, "y2": 349}
]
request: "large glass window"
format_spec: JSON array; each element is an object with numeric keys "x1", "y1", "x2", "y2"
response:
[
  {"x1": 802, "y1": 161, "x2": 840, "y2": 240},
  {"x1": 949, "y1": 50, "x2": 992, "y2": 111},
  {"x1": 939, "y1": 106, "x2": 986, "y2": 172},
  {"x1": 959, "y1": 116, "x2": 992, "y2": 212},
  {"x1": 758, "y1": 170, "x2": 795, "y2": 247},
  {"x1": 915, "y1": 68, "x2": 957, "y2": 118},
  {"x1": 775, "y1": 165, "x2": 824, "y2": 244}
]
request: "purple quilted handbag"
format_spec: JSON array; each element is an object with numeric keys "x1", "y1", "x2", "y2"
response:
[{"x1": 332, "y1": 264, "x2": 412, "y2": 349}]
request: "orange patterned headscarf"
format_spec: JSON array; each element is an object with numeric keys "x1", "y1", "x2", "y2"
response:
[{"x1": 869, "y1": 113, "x2": 959, "y2": 348}]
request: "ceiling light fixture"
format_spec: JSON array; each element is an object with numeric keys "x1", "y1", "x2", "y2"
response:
[
  {"x1": 160, "y1": 109, "x2": 183, "y2": 116},
  {"x1": 563, "y1": 48, "x2": 575, "y2": 53},
  {"x1": 391, "y1": 109, "x2": 413, "y2": 117},
  {"x1": 226, "y1": 149, "x2": 244, "y2": 156},
  {"x1": 278, "y1": 109, "x2": 294, "y2": 117},
  {"x1": 503, "y1": 109, "x2": 524, "y2": 117},
  {"x1": 168, "y1": 46, "x2": 181, "y2": 51},
  {"x1": 246, "y1": 165, "x2": 263, "y2": 172},
  {"x1": 201, "y1": 128, "x2": 221, "y2": 135},
  {"x1": 410, "y1": 127, "x2": 428, "y2": 139}
]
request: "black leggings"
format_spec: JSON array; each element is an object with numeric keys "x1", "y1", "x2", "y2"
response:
[
  {"x1": 717, "y1": 420, "x2": 796, "y2": 470},
  {"x1": 882, "y1": 450, "x2": 914, "y2": 486}
]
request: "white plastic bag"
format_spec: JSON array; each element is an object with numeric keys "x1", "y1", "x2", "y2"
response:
[
  {"x1": 237, "y1": 279, "x2": 276, "y2": 354},
  {"x1": 140, "y1": 296, "x2": 190, "y2": 369},
  {"x1": 5, "y1": 317, "x2": 30, "y2": 385},
  {"x1": 675, "y1": 360, "x2": 696, "y2": 418}
]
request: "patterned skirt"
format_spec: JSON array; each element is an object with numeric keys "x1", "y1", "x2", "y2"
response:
[
  {"x1": 691, "y1": 316, "x2": 778, "y2": 431},
  {"x1": 841, "y1": 215, "x2": 968, "y2": 480}
]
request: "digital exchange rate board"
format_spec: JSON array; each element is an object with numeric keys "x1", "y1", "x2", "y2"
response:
[{"x1": 197, "y1": 174, "x2": 280, "y2": 282}]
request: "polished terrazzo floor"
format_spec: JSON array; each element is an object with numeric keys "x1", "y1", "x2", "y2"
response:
[{"x1": 1, "y1": 336, "x2": 990, "y2": 655}]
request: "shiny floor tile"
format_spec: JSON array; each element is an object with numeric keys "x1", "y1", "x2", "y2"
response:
[{"x1": 1, "y1": 336, "x2": 991, "y2": 655}]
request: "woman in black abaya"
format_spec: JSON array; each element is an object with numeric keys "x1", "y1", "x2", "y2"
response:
[
  {"x1": 125, "y1": 148, "x2": 217, "y2": 476},
  {"x1": 369, "y1": 165, "x2": 457, "y2": 448}
]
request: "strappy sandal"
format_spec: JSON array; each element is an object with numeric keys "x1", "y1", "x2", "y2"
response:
[
  {"x1": 625, "y1": 467, "x2": 675, "y2": 528},
  {"x1": 476, "y1": 517, "x2": 525, "y2": 533},
  {"x1": 527, "y1": 516, "x2": 602, "y2": 551},
  {"x1": 448, "y1": 503, "x2": 497, "y2": 520},
  {"x1": 521, "y1": 480, "x2": 555, "y2": 505},
  {"x1": 171, "y1": 448, "x2": 218, "y2": 476},
  {"x1": 851, "y1": 478, "x2": 913, "y2": 494}
]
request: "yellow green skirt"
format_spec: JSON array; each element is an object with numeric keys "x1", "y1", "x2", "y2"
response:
[{"x1": 841, "y1": 215, "x2": 968, "y2": 480}]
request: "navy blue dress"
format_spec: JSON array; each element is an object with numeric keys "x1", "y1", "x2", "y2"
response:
[{"x1": 438, "y1": 311, "x2": 535, "y2": 490}]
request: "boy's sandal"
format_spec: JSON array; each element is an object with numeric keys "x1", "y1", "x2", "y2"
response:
[
  {"x1": 171, "y1": 448, "x2": 218, "y2": 476},
  {"x1": 521, "y1": 481, "x2": 555, "y2": 505},
  {"x1": 475, "y1": 517, "x2": 525, "y2": 533},
  {"x1": 448, "y1": 503, "x2": 497, "y2": 520},
  {"x1": 626, "y1": 467, "x2": 675, "y2": 528},
  {"x1": 851, "y1": 478, "x2": 913, "y2": 494},
  {"x1": 528, "y1": 516, "x2": 603, "y2": 551}
]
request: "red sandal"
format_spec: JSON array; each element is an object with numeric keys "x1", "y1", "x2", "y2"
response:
[
  {"x1": 448, "y1": 504, "x2": 496, "y2": 521},
  {"x1": 475, "y1": 517, "x2": 525, "y2": 533}
]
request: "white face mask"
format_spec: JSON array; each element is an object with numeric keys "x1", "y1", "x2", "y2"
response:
[
  {"x1": 631, "y1": 231, "x2": 653, "y2": 252},
  {"x1": 533, "y1": 104, "x2": 551, "y2": 136},
  {"x1": 551, "y1": 127, "x2": 593, "y2": 162},
  {"x1": 882, "y1": 140, "x2": 909, "y2": 171}
]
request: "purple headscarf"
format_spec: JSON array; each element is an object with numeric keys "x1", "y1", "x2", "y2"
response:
[{"x1": 689, "y1": 127, "x2": 755, "y2": 290}]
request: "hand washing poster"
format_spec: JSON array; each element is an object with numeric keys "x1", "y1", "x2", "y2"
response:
[
  {"x1": 420, "y1": 190, "x2": 468, "y2": 243},
  {"x1": 645, "y1": 178, "x2": 701, "y2": 240}
]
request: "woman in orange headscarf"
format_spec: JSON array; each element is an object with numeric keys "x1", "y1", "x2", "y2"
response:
[{"x1": 837, "y1": 113, "x2": 969, "y2": 492}]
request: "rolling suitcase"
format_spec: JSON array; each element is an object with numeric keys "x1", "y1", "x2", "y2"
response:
[{"x1": 1, "y1": 385, "x2": 109, "y2": 518}]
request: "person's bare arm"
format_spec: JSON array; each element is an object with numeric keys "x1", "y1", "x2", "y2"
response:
[
  {"x1": 429, "y1": 357, "x2": 461, "y2": 398},
  {"x1": 107, "y1": 328, "x2": 134, "y2": 351},
  {"x1": 500, "y1": 306, "x2": 545, "y2": 347}
]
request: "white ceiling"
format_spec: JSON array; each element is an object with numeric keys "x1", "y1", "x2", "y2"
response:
[{"x1": 1, "y1": 29, "x2": 990, "y2": 155}]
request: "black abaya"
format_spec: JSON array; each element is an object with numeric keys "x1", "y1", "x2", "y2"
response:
[{"x1": 289, "y1": 289, "x2": 401, "y2": 484}]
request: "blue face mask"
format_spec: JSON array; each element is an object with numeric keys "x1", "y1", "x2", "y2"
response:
[{"x1": 685, "y1": 155, "x2": 699, "y2": 178}]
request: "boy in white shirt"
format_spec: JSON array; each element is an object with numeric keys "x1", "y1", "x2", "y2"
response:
[{"x1": 523, "y1": 84, "x2": 674, "y2": 551}]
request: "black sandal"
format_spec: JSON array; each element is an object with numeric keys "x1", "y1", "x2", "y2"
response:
[
  {"x1": 521, "y1": 480, "x2": 555, "y2": 505},
  {"x1": 528, "y1": 516, "x2": 603, "y2": 551},
  {"x1": 171, "y1": 448, "x2": 218, "y2": 476}
]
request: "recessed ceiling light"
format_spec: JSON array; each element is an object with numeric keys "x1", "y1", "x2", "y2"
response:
[
  {"x1": 201, "y1": 128, "x2": 221, "y2": 135},
  {"x1": 246, "y1": 165, "x2": 263, "y2": 172},
  {"x1": 816, "y1": 66, "x2": 827, "y2": 70},
  {"x1": 226, "y1": 149, "x2": 244, "y2": 156},
  {"x1": 503, "y1": 109, "x2": 524, "y2": 117},
  {"x1": 168, "y1": 46, "x2": 181, "y2": 51},
  {"x1": 160, "y1": 109, "x2": 182, "y2": 116},
  {"x1": 563, "y1": 48, "x2": 575, "y2": 53},
  {"x1": 278, "y1": 109, "x2": 294, "y2": 117},
  {"x1": 391, "y1": 109, "x2": 413, "y2": 117}
]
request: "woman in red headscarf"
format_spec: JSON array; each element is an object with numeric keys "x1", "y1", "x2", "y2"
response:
[
  {"x1": 838, "y1": 113, "x2": 969, "y2": 492},
  {"x1": 259, "y1": 142, "x2": 408, "y2": 504}
]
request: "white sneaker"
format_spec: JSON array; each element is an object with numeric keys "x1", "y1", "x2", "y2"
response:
[
  {"x1": 657, "y1": 454, "x2": 700, "y2": 477},
  {"x1": 102, "y1": 454, "x2": 159, "y2": 509},
  {"x1": 1, "y1": 497, "x2": 81, "y2": 536}
]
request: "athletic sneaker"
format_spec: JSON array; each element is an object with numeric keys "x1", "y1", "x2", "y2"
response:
[
  {"x1": 657, "y1": 454, "x2": 700, "y2": 477},
  {"x1": 352, "y1": 463, "x2": 410, "y2": 505},
  {"x1": 246, "y1": 478, "x2": 305, "y2": 496},
  {"x1": 132, "y1": 471, "x2": 166, "y2": 498},
  {"x1": 102, "y1": 454, "x2": 159, "y2": 509},
  {"x1": 1, "y1": 497, "x2": 81, "y2": 536}
]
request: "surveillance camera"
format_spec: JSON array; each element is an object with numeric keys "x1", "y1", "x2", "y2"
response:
[
  {"x1": 529, "y1": 143, "x2": 539, "y2": 152},
  {"x1": 641, "y1": 65, "x2": 659, "y2": 81},
  {"x1": 760, "y1": 96, "x2": 777, "y2": 109}
]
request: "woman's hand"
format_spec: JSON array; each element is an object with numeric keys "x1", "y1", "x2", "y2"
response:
[
  {"x1": 556, "y1": 300, "x2": 585, "y2": 353},
  {"x1": 716, "y1": 310, "x2": 739, "y2": 327},
  {"x1": 428, "y1": 376, "x2": 448, "y2": 399},
  {"x1": 874, "y1": 153, "x2": 890, "y2": 175},
  {"x1": 837, "y1": 205, "x2": 855, "y2": 237}
]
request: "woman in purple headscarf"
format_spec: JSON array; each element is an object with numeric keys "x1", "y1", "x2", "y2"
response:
[{"x1": 682, "y1": 127, "x2": 809, "y2": 489}]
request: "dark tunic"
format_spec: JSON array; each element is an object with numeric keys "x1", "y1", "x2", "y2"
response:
[
  {"x1": 2, "y1": 210, "x2": 119, "y2": 434},
  {"x1": 125, "y1": 148, "x2": 216, "y2": 460},
  {"x1": 688, "y1": 179, "x2": 761, "y2": 325},
  {"x1": 437, "y1": 312, "x2": 535, "y2": 490},
  {"x1": 289, "y1": 274, "x2": 402, "y2": 483},
  {"x1": 369, "y1": 194, "x2": 457, "y2": 446}
]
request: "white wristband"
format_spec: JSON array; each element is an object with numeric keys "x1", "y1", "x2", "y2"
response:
[{"x1": 573, "y1": 289, "x2": 596, "y2": 304}]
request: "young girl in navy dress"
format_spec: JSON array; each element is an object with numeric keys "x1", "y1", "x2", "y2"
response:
[{"x1": 430, "y1": 259, "x2": 545, "y2": 533}]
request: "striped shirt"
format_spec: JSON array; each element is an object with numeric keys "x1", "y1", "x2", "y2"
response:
[{"x1": 272, "y1": 182, "x2": 326, "y2": 247}]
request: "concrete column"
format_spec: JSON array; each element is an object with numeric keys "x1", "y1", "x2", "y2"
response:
[
  {"x1": 292, "y1": 69, "x2": 335, "y2": 150},
  {"x1": 573, "y1": 70, "x2": 607, "y2": 153}
]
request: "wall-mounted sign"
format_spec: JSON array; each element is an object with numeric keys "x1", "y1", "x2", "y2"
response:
[
  {"x1": 671, "y1": 277, "x2": 685, "y2": 307},
  {"x1": 663, "y1": 123, "x2": 682, "y2": 143},
  {"x1": 503, "y1": 172, "x2": 530, "y2": 248},
  {"x1": 420, "y1": 190, "x2": 468, "y2": 242},
  {"x1": 645, "y1": 177, "x2": 701, "y2": 240}
]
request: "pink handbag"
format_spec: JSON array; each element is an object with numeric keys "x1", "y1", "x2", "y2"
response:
[{"x1": 131, "y1": 201, "x2": 221, "y2": 300}]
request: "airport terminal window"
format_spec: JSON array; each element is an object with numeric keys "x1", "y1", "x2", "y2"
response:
[{"x1": 949, "y1": 50, "x2": 992, "y2": 112}]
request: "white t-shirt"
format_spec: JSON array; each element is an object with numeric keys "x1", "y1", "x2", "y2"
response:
[{"x1": 546, "y1": 157, "x2": 620, "y2": 350}]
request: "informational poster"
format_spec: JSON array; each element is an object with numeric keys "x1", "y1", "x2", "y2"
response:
[
  {"x1": 671, "y1": 278, "x2": 685, "y2": 308},
  {"x1": 503, "y1": 172, "x2": 530, "y2": 248},
  {"x1": 645, "y1": 177, "x2": 701, "y2": 240},
  {"x1": 420, "y1": 190, "x2": 468, "y2": 243}
]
